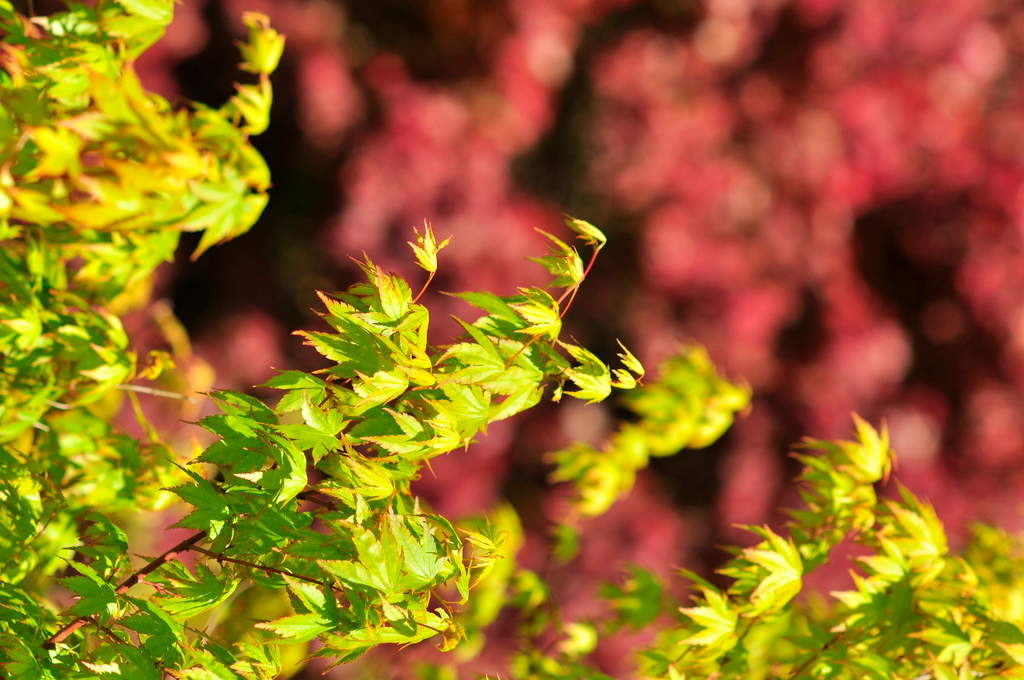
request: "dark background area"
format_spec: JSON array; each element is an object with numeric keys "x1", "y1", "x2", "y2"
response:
[{"x1": 130, "y1": 0, "x2": 1024, "y2": 675}]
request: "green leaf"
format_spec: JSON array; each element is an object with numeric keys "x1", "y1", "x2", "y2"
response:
[
  {"x1": 560, "y1": 342, "x2": 612, "y2": 403},
  {"x1": 451, "y1": 291, "x2": 524, "y2": 326},
  {"x1": 237, "y1": 12, "x2": 285, "y2": 75},
  {"x1": 385, "y1": 408, "x2": 424, "y2": 437},
  {"x1": 488, "y1": 383, "x2": 543, "y2": 422},
  {"x1": 256, "y1": 613, "x2": 335, "y2": 643},
  {"x1": 301, "y1": 394, "x2": 344, "y2": 435},
  {"x1": 116, "y1": 0, "x2": 173, "y2": 24},
  {"x1": 63, "y1": 562, "x2": 117, "y2": 617},
  {"x1": 121, "y1": 597, "x2": 183, "y2": 646},
  {"x1": 263, "y1": 370, "x2": 328, "y2": 413},
  {"x1": 154, "y1": 562, "x2": 240, "y2": 620},
  {"x1": 509, "y1": 288, "x2": 561, "y2": 339},
  {"x1": 390, "y1": 515, "x2": 449, "y2": 590},
  {"x1": 320, "y1": 524, "x2": 403, "y2": 594},
  {"x1": 742, "y1": 526, "x2": 804, "y2": 615},
  {"x1": 600, "y1": 566, "x2": 663, "y2": 630},
  {"x1": 530, "y1": 229, "x2": 584, "y2": 288},
  {"x1": 616, "y1": 339, "x2": 645, "y2": 378},
  {"x1": 565, "y1": 216, "x2": 607, "y2": 248},
  {"x1": 407, "y1": 221, "x2": 451, "y2": 273},
  {"x1": 228, "y1": 81, "x2": 272, "y2": 135},
  {"x1": 353, "y1": 370, "x2": 409, "y2": 413},
  {"x1": 848, "y1": 414, "x2": 892, "y2": 483},
  {"x1": 28, "y1": 126, "x2": 83, "y2": 178},
  {"x1": 268, "y1": 435, "x2": 308, "y2": 505},
  {"x1": 169, "y1": 466, "x2": 232, "y2": 533},
  {"x1": 680, "y1": 587, "x2": 737, "y2": 646}
]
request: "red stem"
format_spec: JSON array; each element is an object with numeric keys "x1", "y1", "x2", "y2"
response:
[
  {"x1": 556, "y1": 246, "x2": 601, "y2": 311},
  {"x1": 412, "y1": 270, "x2": 436, "y2": 304}
]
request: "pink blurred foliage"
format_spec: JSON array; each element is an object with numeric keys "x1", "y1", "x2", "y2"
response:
[
  {"x1": 191, "y1": 310, "x2": 285, "y2": 388},
  {"x1": 135, "y1": 0, "x2": 1024, "y2": 675},
  {"x1": 590, "y1": 0, "x2": 1024, "y2": 533}
]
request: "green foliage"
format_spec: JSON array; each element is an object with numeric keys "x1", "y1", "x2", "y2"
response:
[
  {"x1": 548, "y1": 346, "x2": 750, "y2": 519},
  {"x1": 5, "y1": 3, "x2": 1024, "y2": 680},
  {"x1": 0, "y1": 0, "x2": 273, "y2": 449},
  {"x1": 473, "y1": 423, "x2": 1024, "y2": 680}
]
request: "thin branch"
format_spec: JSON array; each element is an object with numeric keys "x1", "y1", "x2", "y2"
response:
[
  {"x1": 557, "y1": 286, "x2": 581, "y2": 319},
  {"x1": 190, "y1": 546, "x2": 345, "y2": 595},
  {"x1": 116, "y1": 384, "x2": 200, "y2": 402},
  {"x1": 45, "y1": 488, "x2": 347, "y2": 649},
  {"x1": 44, "y1": 530, "x2": 207, "y2": 648},
  {"x1": 504, "y1": 245, "x2": 602, "y2": 369},
  {"x1": 786, "y1": 630, "x2": 841, "y2": 679},
  {"x1": 296, "y1": 490, "x2": 339, "y2": 510},
  {"x1": 412, "y1": 270, "x2": 436, "y2": 304},
  {"x1": 556, "y1": 245, "x2": 601, "y2": 314}
]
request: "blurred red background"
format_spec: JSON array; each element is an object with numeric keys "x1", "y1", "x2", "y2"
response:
[{"x1": 131, "y1": 0, "x2": 1024, "y2": 675}]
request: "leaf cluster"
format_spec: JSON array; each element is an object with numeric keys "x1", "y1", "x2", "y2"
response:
[
  {"x1": 470, "y1": 421, "x2": 1024, "y2": 680},
  {"x1": 6, "y1": 5, "x2": 1024, "y2": 680}
]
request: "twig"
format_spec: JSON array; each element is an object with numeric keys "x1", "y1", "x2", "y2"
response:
[
  {"x1": 190, "y1": 546, "x2": 345, "y2": 594},
  {"x1": 44, "y1": 530, "x2": 207, "y2": 648},
  {"x1": 556, "y1": 246, "x2": 600, "y2": 316},
  {"x1": 786, "y1": 632, "x2": 840, "y2": 679},
  {"x1": 116, "y1": 384, "x2": 200, "y2": 402},
  {"x1": 504, "y1": 244, "x2": 602, "y2": 369},
  {"x1": 45, "y1": 487, "x2": 346, "y2": 649},
  {"x1": 412, "y1": 270, "x2": 436, "y2": 304}
]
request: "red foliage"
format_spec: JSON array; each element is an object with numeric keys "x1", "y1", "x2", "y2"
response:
[{"x1": 139, "y1": 0, "x2": 1024, "y2": 675}]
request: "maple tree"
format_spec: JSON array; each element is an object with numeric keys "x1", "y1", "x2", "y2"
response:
[{"x1": 4, "y1": 2, "x2": 1024, "y2": 679}]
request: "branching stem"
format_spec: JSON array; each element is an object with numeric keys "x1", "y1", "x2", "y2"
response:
[
  {"x1": 44, "y1": 489, "x2": 341, "y2": 649},
  {"x1": 786, "y1": 630, "x2": 842, "y2": 679},
  {"x1": 44, "y1": 531, "x2": 208, "y2": 648},
  {"x1": 190, "y1": 546, "x2": 344, "y2": 593},
  {"x1": 556, "y1": 246, "x2": 601, "y2": 316}
]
